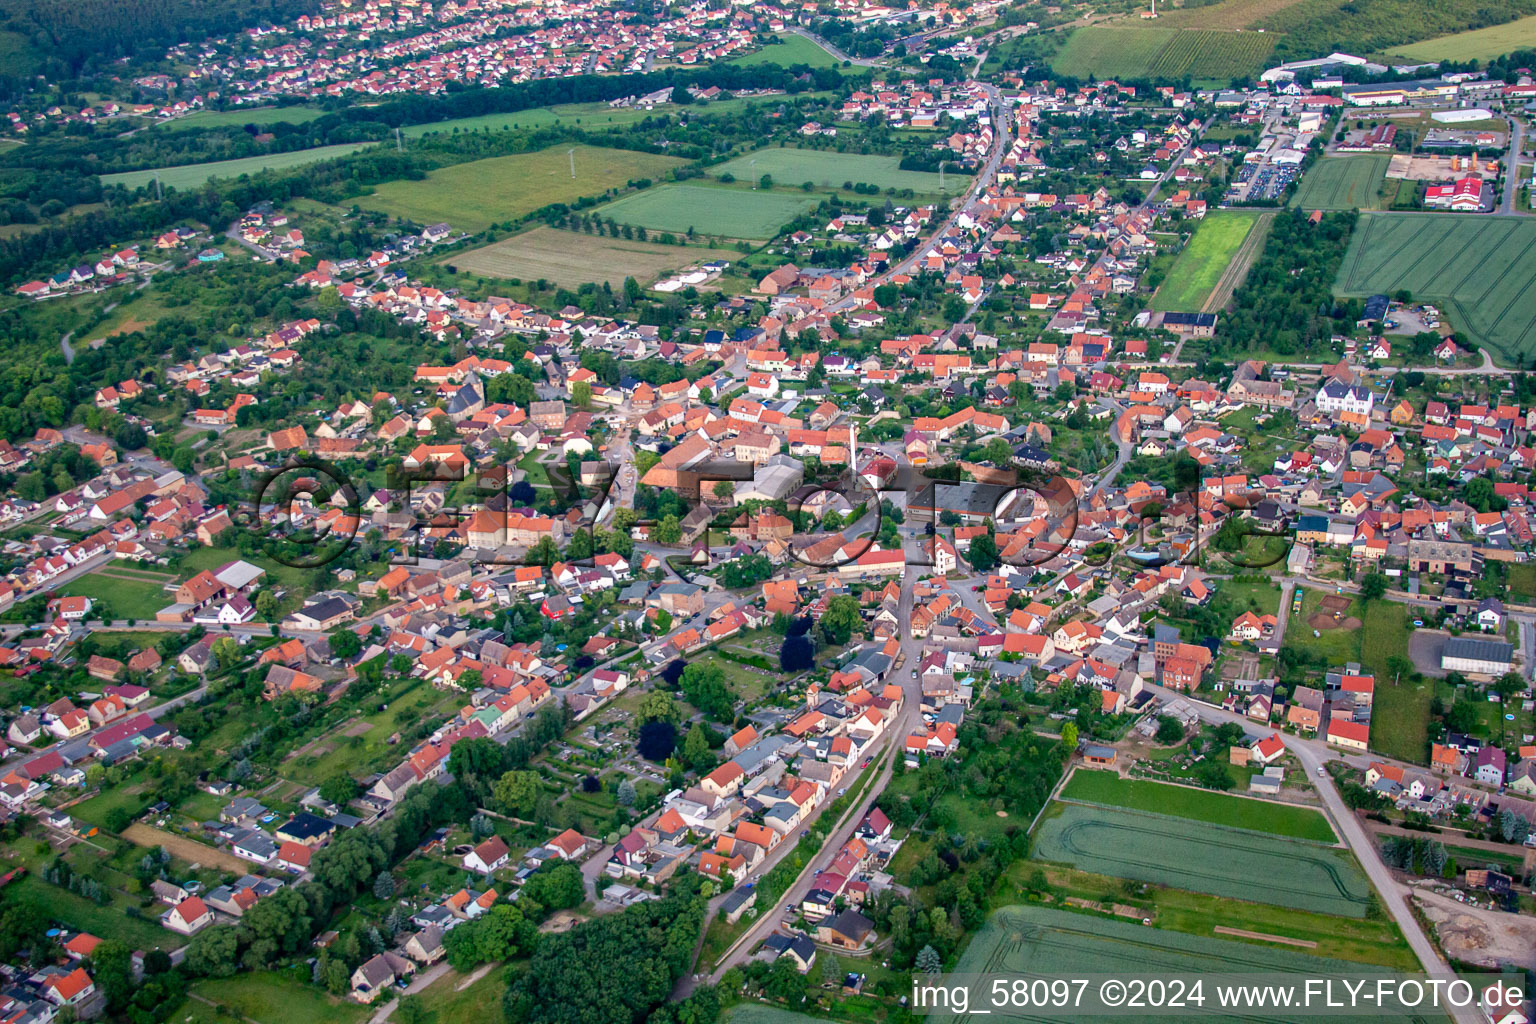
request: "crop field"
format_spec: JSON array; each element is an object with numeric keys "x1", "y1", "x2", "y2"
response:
[
  {"x1": 448, "y1": 226, "x2": 738, "y2": 288},
  {"x1": 1291, "y1": 154, "x2": 1389, "y2": 211},
  {"x1": 1033, "y1": 804, "x2": 1372, "y2": 917},
  {"x1": 1141, "y1": 0, "x2": 1314, "y2": 29},
  {"x1": 100, "y1": 143, "x2": 376, "y2": 190},
  {"x1": 153, "y1": 105, "x2": 324, "y2": 131},
  {"x1": 1152, "y1": 211, "x2": 1263, "y2": 312},
  {"x1": 936, "y1": 906, "x2": 1416, "y2": 1023},
  {"x1": 595, "y1": 184, "x2": 818, "y2": 239},
  {"x1": 1335, "y1": 212, "x2": 1536, "y2": 363},
  {"x1": 357, "y1": 146, "x2": 688, "y2": 232},
  {"x1": 1060, "y1": 771, "x2": 1336, "y2": 841},
  {"x1": 714, "y1": 146, "x2": 962, "y2": 193},
  {"x1": 1390, "y1": 13, "x2": 1536, "y2": 60},
  {"x1": 1052, "y1": 27, "x2": 1275, "y2": 82}
]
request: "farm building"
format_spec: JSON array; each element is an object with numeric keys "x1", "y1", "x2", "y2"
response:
[{"x1": 1439, "y1": 637, "x2": 1513, "y2": 678}]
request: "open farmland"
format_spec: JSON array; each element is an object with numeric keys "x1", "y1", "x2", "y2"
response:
[
  {"x1": 1137, "y1": 0, "x2": 1315, "y2": 29},
  {"x1": 714, "y1": 146, "x2": 962, "y2": 193},
  {"x1": 935, "y1": 905, "x2": 1416, "y2": 1022},
  {"x1": 1052, "y1": 26, "x2": 1275, "y2": 82},
  {"x1": 101, "y1": 143, "x2": 377, "y2": 190},
  {"x1": 595, "y1": 184, "x2": 818, "y2": 239},
  {"x1": 1335, "y1": 212, "x2": 1536, "y2": 364},
  {"x1": 1152, "y1": 211, "x2": 1264, "y2": 312},
  {"x1": 357, "y1": 146, "x2": 687, "y2": 232},
  {"x1": 446, "y1": 226, "x2": 738, "y2": 288},
  {"x1": 1060, "y1": 771, "x2": 1336, "y2": 841},
  {"x1": 1291, "y1": 154, "x2": 1389, "y2": 211},
  {"x1": 1033, "y1": 803, "x2": 1372, "y2": 917},
  {"x1": 1389, "y1": 13, "x2": 1536, "y2": 59}
]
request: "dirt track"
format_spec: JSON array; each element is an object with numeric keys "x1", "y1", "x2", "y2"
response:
[
  {"x1": 123, "y1": 824, "x2": 249, "y2": 874},
  {"x1": 1202, "y1": 212, "x2": 1273, "y2": 313}
]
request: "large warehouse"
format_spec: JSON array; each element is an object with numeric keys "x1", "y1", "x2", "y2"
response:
[{"x1": 1440, "y1": 637, "x2": 1514, "y2": 679}]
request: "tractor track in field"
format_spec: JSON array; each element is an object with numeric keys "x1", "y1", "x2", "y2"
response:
[{"x1": 1201, "y1": 211, "x2": 1272, "y2": 313}]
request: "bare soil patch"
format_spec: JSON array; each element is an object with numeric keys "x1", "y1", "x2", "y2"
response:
[
  {"x1": 1412, "y1": 884, "x2": 1536, "y2": 970},
  {"x1": 1213, "y1": 926, "x2": 1318, "y2": 948},
  {"x1": 123, "y1": 824, "x2": 249, "y2": 874}
]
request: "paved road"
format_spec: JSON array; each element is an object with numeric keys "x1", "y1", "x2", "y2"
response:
[
  {"x1": 1141, "y1": 683, "x2": 1483, "y2": 1024},
  {"x1": 678, "y1": 550, "x2": 928, "y2": 993},
  {"x1": 825, "y1": 83, "x2": 1011, "y2": 315},
  {"x1": 1500, "y1": 115, "x2": 1525, "y2": 216}
]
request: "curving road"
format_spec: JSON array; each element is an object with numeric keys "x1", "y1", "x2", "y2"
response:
[{"x1": 1141, "y1": 682, "x2": 1486, "y2": 1024}]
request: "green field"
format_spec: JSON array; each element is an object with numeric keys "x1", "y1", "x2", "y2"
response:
[
  {"x1": 1389, "y1": 12, "x2": 1536, "y2": 60},
  {"x1": 153, "y1": 105, "x2": 325, "y2": 132},
  {"x1": 101, "y1": 143, "x2": 377, "y2": 190},
  {"x1": 1033, "y1": 803, "x2": 1373, "y2": 917},
  {"x1": 1291, "y1": 155, "x2": 1390, "y2": 211},
  {"x1": 727, "y1": 33, "x2": 847, "y2": 70},
  {"x1": 357, "y1": 145, "x2": 687, "y2": 232},
  {"x1": 1060, "y1": 771, "x2": 1336, "y2": 842},
  {"x1": 58, "y1": 567, "x2": 174, "y2": 620},
  {"x1": 937, "y1": 905, "x2": 1413, "y2": 1022},
  {"x1": 1335, "y1": 212, "x2": 1536, "y2": 364},
  {"x1": 1152, "y1": 211, "x2": 1262, "y2": 312},
  {"x1": 1052, "y1": 26, "x2": 1275, "y2": 81},
  {"x1": 7, "y1": 874, "x2": 173, "y2": 951},
  {"x1": 192, "y1": 970, "x2": 368, "y2": 1024},
  {"x1": 714, "y1": 146, "x2": 962, "y2": 193},
  {"x1": 595, "y1": 183, "x2": 819, "y2": 239},
  {"x1": 449, "y1": 226, "x2": 738, "y2": 288}
]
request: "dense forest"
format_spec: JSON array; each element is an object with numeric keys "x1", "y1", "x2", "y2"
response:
[
  {"x1": 0, "y1": 0, "x2": 320, "y2": 77},
  {"x1": 1210, "y1": 209, "x2": 1358, "y2": 359}
]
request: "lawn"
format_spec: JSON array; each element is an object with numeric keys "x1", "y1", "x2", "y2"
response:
[
  {"x1": 7, "y1": 874, "x2": 173, "y2": 951},
  {"x1": 1033, "y1": 803, "x2": 1372, "y2": 917},
  {"x1": 1389, "y1": 13, "x2": 1536, "y2": 60},
  {"x1": 446, "y1": 226, "x2": 738, "y2": 289},
  {"x1": 192, "y1": 970, "x2": 368, "y2": 1024},
  {"x1": 58, "y1": 567, "x2": 174, "y2": 620},
  {"x1": 1151, "y1": 211, "x2": 1262, "y2": 312},
  {"x1": 715, "y1": 146, "x2": 963, "y2": 193},
  {"x1": 594, "y1": 183, "x2": 819, "y2": 240},
  {"x1": 1283, "y1": 587, "x2": 1412, "y2": 699},
  {"x1": 401, "y1": 104, "x2": 659, "y2": 138},
  {"x1": 1051, "y1": 26, "x2": 1275, "y2": 82},
  {"x1": 357, "y1": 145, "x2": 687, "y2": 233},
  {"x1": 284, "y1": 679, "x2": 449, "y2": 787},
  {"x1": 1059, "y1": 771, "x2": 1336, "y2": 842},
  {"x1": 727, "y1": 33, "x2": 847, "y2": 70},
  {"x1": 70, "y1": 779, "x2": 154, "y2": 829},
  {"x1": 101, "y1": 143, "x2": 377, "y2": 190},
  {"x1": 1291, "y1": 154, "x2": 1390, "y2": 212},
  {"x1": 153, "y1": 105, "x2": 325, "y2": 132},
  {"x1": 1334, "y1": 212, "x2": 1536, "y2": 365},
  {"x1": 412, "y1": 965, "x2": 512, "y2": 1023}
]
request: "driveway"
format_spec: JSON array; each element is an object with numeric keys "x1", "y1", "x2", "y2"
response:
[{"x1": 1407, "y1": 630, "x2": 1449, "y2": 677}]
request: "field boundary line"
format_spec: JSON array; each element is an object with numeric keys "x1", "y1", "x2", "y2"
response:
[
  {"x1": 1213, "y1": 926, "x2": 1318, "y2": 947},
  {"x1": 1202, "y1": 210, "x2": 1272, "y2": 313}
]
